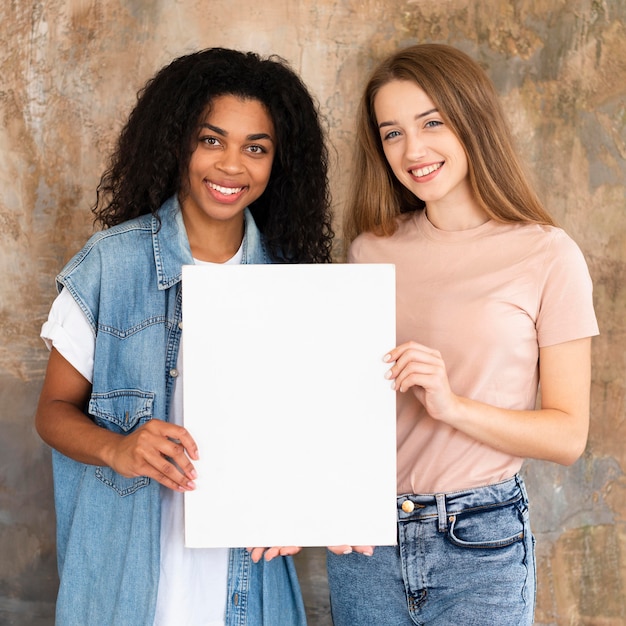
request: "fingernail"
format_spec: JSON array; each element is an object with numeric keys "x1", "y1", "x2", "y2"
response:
[
  {"x1": 343, "y1": 548, "x2": 353, "y2": 555},
  {"x1": 187, "y1": 481, "x2": 196, "y2": 489},
  {"x1": 189, "y1": 469, "x2": 198, "y2": 479},
  {"x1": 363, "y1": 550, "x2": 373, "y2": 557},
  {"x1": 383, "y1": 354, "x2": 391, "y2": 362},
  {"x1": 390, "y1": 381, "x2": 396, "y2": 390},
  {"x1": 384, "y1": 369, "x2": 393, "y2": 379}
]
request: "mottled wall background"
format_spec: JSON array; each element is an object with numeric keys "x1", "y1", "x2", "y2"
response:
[{"x1": 0, "y1": 0, "x2": 624, "y2": 624}]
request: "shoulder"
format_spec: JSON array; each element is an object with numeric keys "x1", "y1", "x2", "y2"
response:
[
  {"x1": 500, "y1": 221, "x2": 577, "y2": 247},
  {"x1": 59, "y1": 215, "x2": 154, "y2": 280},
  {"x1": 71, "y1": 214, "x2": 152, "y2": 258},
  {"x1": 488, "y1": 222, "x2": 588, "y2": 267},
  {"x1": 527, "y1": 225, "x2": 598, "y2": 344},
  {"x1": 518, "y1": 223, "x2": 589, "y2": 268},
  {"x1": 348, "y1": 212, "x2": 417, "y2": 262},
  {"x1": 348, "y1": 231, "x2": 388, "y2": 263},
  {"x1": 541, "y1": 225, "x2": 586, "y2": 256}
]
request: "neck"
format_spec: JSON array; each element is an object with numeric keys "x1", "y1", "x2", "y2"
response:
[
  {"x1": 424, "y1": 198, "x2": 490, "y2": 232},
  {"x1": 183, "y1": 213, "x2": 245, "y2": 263}
]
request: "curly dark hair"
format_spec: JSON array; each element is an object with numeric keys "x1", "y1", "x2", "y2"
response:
[{"x1": 93, "y1": 48, "x2": 333, "y2": 263}]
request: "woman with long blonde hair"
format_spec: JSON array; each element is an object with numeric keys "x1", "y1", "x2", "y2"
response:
[{"x1": 328, "y1": 43, "x2": 598, "y2": 625}]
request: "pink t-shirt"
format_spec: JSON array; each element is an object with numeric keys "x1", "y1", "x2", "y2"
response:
[{"x1": 349, "y1": 210, "x2": 599, "y2": 494}]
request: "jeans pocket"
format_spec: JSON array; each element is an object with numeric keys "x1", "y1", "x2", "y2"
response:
[{"x1": 447, "y1": 500, "x2": 526, "y2": 549}]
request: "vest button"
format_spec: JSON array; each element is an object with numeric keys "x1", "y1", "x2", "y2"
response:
[
  {"x1": 178, "y1": 321, "x2": 183, "y2": 330},
  {"x1": 169, "y1": 369, "x2": 179, "y2": 378},
  {"x1": 401, "y1": 500, "x2": 415, "y2": 513}
]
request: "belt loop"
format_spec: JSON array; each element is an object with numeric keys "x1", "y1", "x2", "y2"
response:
[
  {"x1": 435, "y1": 493, "x2": 448, "y2": 533},
  {"x1": 515, "y1": 473, "x2": 528, "y2": 503}
]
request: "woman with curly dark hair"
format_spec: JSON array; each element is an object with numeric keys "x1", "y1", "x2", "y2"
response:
[
  {"x1": 35, "y1": 48, "x2": 332, "y2": 625},
  {"x1": 96, "y1": 46, "x2": 333, "y2": 261}
]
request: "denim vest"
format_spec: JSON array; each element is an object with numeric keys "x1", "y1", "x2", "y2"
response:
[{"x1": 51, "y1": 196, "x2": 307, "y2": 626}]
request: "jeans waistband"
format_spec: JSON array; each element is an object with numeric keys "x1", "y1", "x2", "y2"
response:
[{"x1": 397, "y1": 475, "x2": 527, "y2": 532}]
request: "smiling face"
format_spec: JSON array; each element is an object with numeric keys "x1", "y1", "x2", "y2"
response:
[
  {"x1": 374, "y1": 79, "x2": 476, "y2": 217},
  {"x1": 180, "y1": 94, "x2": 276, "y2": 237}
]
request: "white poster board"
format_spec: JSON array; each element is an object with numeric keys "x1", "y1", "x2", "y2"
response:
[{"x1": 182, "y1": 264, "x2": 396, "y2": 548}]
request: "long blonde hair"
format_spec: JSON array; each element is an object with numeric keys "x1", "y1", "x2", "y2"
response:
[{"x1": 344, "y1": 43, "x2": 555, "y2": 245}]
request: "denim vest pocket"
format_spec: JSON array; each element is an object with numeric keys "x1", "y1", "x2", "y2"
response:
[
  {"x1": 89, "y1": 389, "x2": 155, "y2": 497},
  {"x1": 89, "y1": 389, "x2": 155, "y2": 433},
  {"x1": 446, "y1": 497, "x2": 526, "y2": 549}
]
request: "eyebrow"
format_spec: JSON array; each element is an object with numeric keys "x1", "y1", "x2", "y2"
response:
[
  {"x1": 378, "y1": 108, "x2": 439, "y2": 129},
  {"x1": 200, "y1": 123, "x2": 274, "y2": 142}
]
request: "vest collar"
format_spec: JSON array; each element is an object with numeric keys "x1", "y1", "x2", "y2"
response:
[{"x1": 151, "y1": 196, "x2": 268, "y2": 289}]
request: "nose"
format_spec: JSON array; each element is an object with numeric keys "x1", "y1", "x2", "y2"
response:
[
  {"x1": 405, "y1": 132, "x2": 427, "y2": 161},
  {"x1": 216, "y1": 146, "x2": 244, "y2": 174}
]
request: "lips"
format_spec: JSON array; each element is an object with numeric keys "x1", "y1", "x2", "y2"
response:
[
  {"x1": 207, "y1": 181, "x2": 244, "y2": 195},
  {"x1": 409, "y1": 162, "x2": 443, "y2": 178}
]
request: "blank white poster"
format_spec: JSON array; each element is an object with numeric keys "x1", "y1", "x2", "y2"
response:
[{"x1": 182, "y1": 263, "x2": 397, "y2": 548}]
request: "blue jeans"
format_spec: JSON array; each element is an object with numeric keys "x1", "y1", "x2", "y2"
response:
[{"x1": 327, "y1": 475, "x2": 536, "y2": 625}]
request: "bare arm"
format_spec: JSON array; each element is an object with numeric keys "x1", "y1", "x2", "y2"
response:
[
  {"x1": 385, "y1": 337, "x2": 592, "y2": 466},
  {"x1": 35, "y1": 347, "x2": 200, "y2": 491}
]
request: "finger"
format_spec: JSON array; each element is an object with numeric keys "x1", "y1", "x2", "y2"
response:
[
  {"x1": 385, "y1": 357, "x2": 426, "y2": 389},
  {"x1": 162, "y1": 438, "x2": 198, "y2": 481},
  {"x1": 261, "y1": 547, "x2": 282, "y2": 561},
  {"x1": 130, "y1": 463, "x2": 195, "y2": 492},
  {"x1": 384, "y1": 340, "x2": 427, "y2": 362},
  {"x1": 145, "y1": 420, "x2": 200, "y2": 462},
  {"x1": 383, "y1": 346, "x2": 429, "y2": 382},
  {"x1": 279, "y1": 546, "x2": 301, "y2": 557},
  {"x1": 144, "y1": 453, "x2": 197, "y2": 492},
  {"x1": 327, "y1": 545, "x2": 356, "y2": 555},
  {"x1": 169, "y1": 426, "x2": 200, "y2": 461},
  {"x1": 247, "y1": 547, "x2": 267, "y2": 563},
  {"x1": 124, "y1": 438, "x2": 196, "y2": 491},
  {"x1": 385, "y1": 341, "x2": 441, "y2": 367},
  {"x1": 397, "y1": 348, "x2": 449, "y2": 389},
  {"x1": 136, "y1": 421, "x2": 198, "y2": 481},
  {"x1": 395, "y1": 366, "x2": 440, "y2": 393},
  {"x1": 389, "y1": 348, "x2": 445, "y2": 391},
  {"x1": 396, "y1": 347, "x2": 441, "y2": 374},
  {"x1": 109, "y1": 425, "x2": 196, "y2": 492},
  {"x1": 352, "y1": 545, "x2": 375, "y2": 556}
]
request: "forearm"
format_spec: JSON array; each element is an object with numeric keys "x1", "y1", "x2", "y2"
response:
[
  {"x1": 36, "y1": 399, "x2": 122, "y2": 467},
  {"x1": 36, "y1": 348, "x2": 197, "y2": 490},
  {"x1": 388, "y1": 338, "x2": 592, "y2": 466},
  {"x1": 445, "y1": 397, "x2": 589, "y2": 465}
]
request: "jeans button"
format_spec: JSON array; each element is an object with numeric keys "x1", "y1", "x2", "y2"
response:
[{"x1": 401, "y1": 500, "x2": 415, "y2": 513}]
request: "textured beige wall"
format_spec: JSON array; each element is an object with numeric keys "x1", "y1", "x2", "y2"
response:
[{"x1": 1, "y1": 1, "x2": 624, "y2": 624}]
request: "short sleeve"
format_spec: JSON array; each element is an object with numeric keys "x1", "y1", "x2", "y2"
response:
[
  {"x1": 536, "y1": 230, "x2": 599, "y2": 347},
  {"x1": 41, "y1": 288, "x2": 95, "y2": 383}
]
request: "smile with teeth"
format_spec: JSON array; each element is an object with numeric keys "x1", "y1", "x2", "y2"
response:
[
  {"x1": 208, "y1": 181, "x2": 244, "y2": 195},
  {"x1": 410, "y1": 163, "x2": 443, "y2": 178}
]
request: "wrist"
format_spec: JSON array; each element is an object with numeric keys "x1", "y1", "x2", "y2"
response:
[{"x1": 99, "y1": 430, "x2": 124, "y2": 469}]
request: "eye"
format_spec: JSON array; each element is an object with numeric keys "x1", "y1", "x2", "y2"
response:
[
  {"x1": 382, "y1": 129, "x2": 401, "y2": 141},
  {"x1": 200, "y1": 135, "x2": 221, "y2": 146},
  {"x1": 246, "y1": 144, "x2": 267, "y2": 154},
  {"x1": 425, "y1": 119, "x2": 443, "y2": 129}
]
